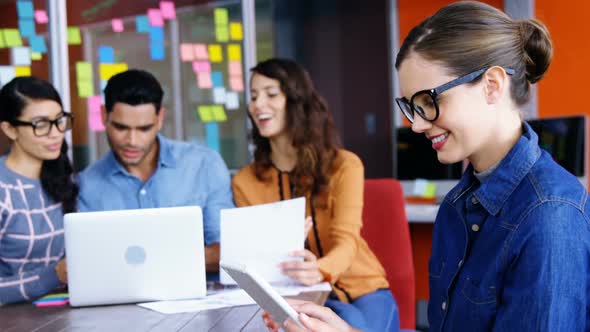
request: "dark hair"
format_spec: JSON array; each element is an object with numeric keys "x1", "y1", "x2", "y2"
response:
[
  {"x1": 396, "y1": 1, "x2": 553, "y2": 106},
  {"x1": 0, "y1": 77, "x2": 78, "y2": 213},
  {"x1": 249, "y1": 58, "x2": 341, "y2": 196},
  {"x1": 103, "y1": 69, "x2": 164, "y2": 114}
]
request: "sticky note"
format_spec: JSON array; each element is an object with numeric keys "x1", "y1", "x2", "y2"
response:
[
  {"x1": 214, "y1": 8, "x2": 229, "y2": 26},
  {"x1": 99, "y1": 63, "x2": 128, "y2": 81},
  {"x1": 198, "y1": 105, "x2": 213, "y2": 122},
  {"x1": 192, "y1": 61, "x2": 211, "y2": 73},
  {"x1": 31, "y1": 52, "x2": 42, "y2": 60},
  {"x1": 67, "y1": 27, "x2": 82, "y2": 45},
  {"x1": 77, "y1": 81, "x2": 94, "y2": 97},
  {"x1": 149, "y1": 26, "x2": 164, "y2": 42},
  {"x1": 34, "y1": 10, "x2": 48, "y2": 24},
  {"x1": 211, "y1": 105, "x2": 227, "y2": 122},
  {"x1": 197, "y1": 72, "x2": 212, "y2": 89},
  {"x1": 136, "y1": 15, "x2": 149, "y2": 33},
  {"x1": 180, "y1": 44, "x2": 194, "y2": 62},
  {"x1": 211, "y1": 72, "x2": 224, "y2": 87},
  {"x1": 4, "y1": 29, "x2": 23, "y2": 47},
  {"x1": 29, "y1": 35, "x2": 47, "y2": 54},
  {"x1": 228, "y1": 61, "x2": 242, "y2": 77},
  {"x1": 18, "y1": 19, "x2": 36, "y2": 38},
  {"x1": 0, "y1": 66, "x2": 16, "y2": 86},
  {"x1": 229, "y1": 22, "x2": 243, "y2": 41},
  {"x1": 213, "y1": 87, "x2": 226, "y2": 104},
  {"x1": 150, "y1": 42, "x2": 165, "y2": 61},
  {"x1": 88, "y1": 96, "x2": 105, "y2": 132},
  {"x1": 112, "y1": 19, "x2": 124, "y2": 32},
  {"x1": 11, "y1": 47, "x2": 31, "y2": 66},
  {"x1": 35, "y1": 293, "x2": 69, "y2": 300},
  {"x1": 17, "y1": 1, "x2": 34, "y2": 19},
  {"x1": 98, "y1": 46, "x2": 115, "y2": 63},
  {"x1": 424, "y1": 183, "x2": 437, "y2": 199},
  {"x1": 194, "y1": 44, "x2": 208, "y2": 60},
  {"x1": 225, "y1": 92, "x2": 239, "y2": 110},
  {"x1": 147, "y1": 9, "x2": 164, "y2": 27},
  {"x1": 87, "y1": 95, "x2": 102, "y2": 113},
  {"x1": 76, "y1": 62, "x2": 92, "y2": 81},
  {"x1": 34, "y1": 299, "x2": 69, "y2": 307},
  {"x1": 205, "y1": 123, "x2": 220, "y2": 152},
  {"x1": 227, "y1": 44, "x2": 241, "y2": 61},
  {"x1": 229, "y1": 76, "x2": 244, "y2": 91},
  {"x1": 208, "y1": 44, "x2": 222, "y2": 62},
  {"x1": 15, "y1": 66, "x2": 31, "y2": 77},
  {"x1": 412, "y1": 179, "x2": 428, "y2": 197},
  {"x1": 0, "y1": 32, "x2": 5, "y2": 48},
  {"x1": 160, "y1": 1, "x2": 176, "y2": 20},
  {"x1": 215, "y1": 26, "x2": 229, "y2": 42}
]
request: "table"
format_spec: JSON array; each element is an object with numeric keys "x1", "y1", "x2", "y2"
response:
[{"x1": 0, "y1": 291, "x2": 328, "y2": 331}]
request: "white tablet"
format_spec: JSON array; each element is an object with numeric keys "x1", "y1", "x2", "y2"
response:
[{"x1": 220, "y1": 261, "x2": 305, "y2": 329}]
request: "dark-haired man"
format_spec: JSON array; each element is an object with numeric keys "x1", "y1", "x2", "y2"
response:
[{"x1": 78, "y1": 69, "x2": 233, "y2": 272}]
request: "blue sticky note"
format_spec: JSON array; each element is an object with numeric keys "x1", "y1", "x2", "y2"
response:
[
  {"x1": 150, "y1": 42, "x2": 165, "y2": 61},
  {"x1": 18, "y1": 19, "x2": 36, "y2": 38},
  {"x1": 205, "y1": 123, "x2": 220, "y2": 152},
  {"x1": 149, "y1": 26, "x2": 164, "y2": 42},
  {"x1": 17, "y1": 1, "x2": 34, "y2": 19},
  {"x1": 30, "y1": 35, "x2": 47, "y2": 53},
  {"x1": 211, "y1": 72, "x2": 224, "y2": 87},
  {"x1": 135, "y1": 15, "x2": 149, "y2": 33},
  {"x1": 98, "y1": 46, "x2": 115, "y2": 63}
]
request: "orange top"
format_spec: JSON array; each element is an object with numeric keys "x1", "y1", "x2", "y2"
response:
[{"x1": 232, "y1": 149, "x2": 389, "y2": 302}]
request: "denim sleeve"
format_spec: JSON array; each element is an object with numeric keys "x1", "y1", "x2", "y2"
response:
[
  {"x1": 492, "y1": 201, "x2": 589, "y2": 331},
  {"x1": 0, "y1": 264, "x2": 60, "y2": 304},
  {"x1": 202, "y1": 150, "x2": 234, "y2": 245}
]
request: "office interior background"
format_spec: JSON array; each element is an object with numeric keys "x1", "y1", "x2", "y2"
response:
[{"x1": 0, "y1": 0, "x2": 586, "y2": 328}]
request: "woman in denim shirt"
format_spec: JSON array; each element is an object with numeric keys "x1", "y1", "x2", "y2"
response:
[{"x1": 395, "y1": 1, "x2": 590, "y2": 331}]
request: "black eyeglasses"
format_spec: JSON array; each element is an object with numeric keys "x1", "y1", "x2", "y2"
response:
[
  {"x1": 395, "y1": 67, "x2": 515, "y2": 124},
  {"x1": 11, "y1": 112, "x2": 74, "y2": 137}
]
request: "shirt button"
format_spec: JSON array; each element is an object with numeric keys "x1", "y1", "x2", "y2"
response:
[
  {"x1": 471, "y1": 196, "x2": 479, "y2": 205},
  {"x1": 458, "y1": 260, "x2": 463, "y2": 267},
  {"x1": 472, "y1": 224, "x2": 480, "y2": 232},
  {"x1": 140, "y1": 189, "x2": 147, "y2": 195},
  {"x1": 441, "y1": 301, "x2": 447, "y2": 311}
]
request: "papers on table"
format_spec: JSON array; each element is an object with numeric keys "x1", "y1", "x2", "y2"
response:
[{"x1": 220, "y1": 198, "x2": 306, "y2": 285}]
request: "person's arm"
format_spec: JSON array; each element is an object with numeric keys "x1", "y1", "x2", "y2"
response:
[
  {"x1": 0, "y1": 262, "x2": 63, "y2": 304},
  {"x1": 202, "y1": 150, "x2": 234, "y2": 272},
  {"x1": 492, "y1": 202, "x2": 589, "y2": 331},
  {"x1": 231, "y1": 172, "x2": 251, "y2": 207}
]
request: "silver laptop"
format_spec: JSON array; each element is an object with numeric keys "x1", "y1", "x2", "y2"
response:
[{"x1": 64, "y1": 206, "x2": 206, "y2": 306}]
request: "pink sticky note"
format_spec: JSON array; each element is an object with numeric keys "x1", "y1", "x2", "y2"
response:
[
  {"x1": 112, "y1": 19, "x2": 124, "y2": 32},
  {"x1": 180, "y1": 44, "x2": 194, "y2": 62},
  {"x1": 230, "y1": 76, "x2": 244, "y2": 92},
  {"x1": 228, "y1": 61, "x2": 243, "y2": 77},
  {"x1": 87, "y1": 96, "x2": 105, "y2": 132},
  {"x1": 147, "y1": 9, "x2": 164, "y2": 27},
  {"x1": 160, "y1": 1, "x2": 176, "y2": 20},
  {"x1": 34, "y1": 10, "x2": 48, "y2": 24},
  {"x1": 197, "y1": 72, "x2": 213, "y2": 89},
  {"x1": 194, "y1": 44, "x2": 208, "y2": 60},
  {"x1": 192, "y1": 61, "x2": 211, "y2": 73},
  {"x1": 34, "y1": 299, "x2": 69, "y2": 307}
]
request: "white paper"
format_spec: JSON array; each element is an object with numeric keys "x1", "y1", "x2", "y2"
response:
[
  {"x1": 0, "y1": 66, "x2": 16, "y2": 86},
  {"x1": 220, "y1": 197, "x2": 306, "y2": 285},
  {"x1": 225, "y1": 91, "x2": 240, "y2": 110},
  {"x1": 11, "y1": 47, "x2": 31, "y2": 66}
]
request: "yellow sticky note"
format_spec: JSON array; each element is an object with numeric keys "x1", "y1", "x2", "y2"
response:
[
  {"x1": 15, "y1": 66, "x2": 31, "y2": 77},
  {"x1": 31, "y1": 52, "x2": 42, "y2": 60},
  {"x1": 67, "y1": 26, "x2": 82, "y2": 45},
  {"x1": 0, "y1": 31, "x2": 5, "y2": 48},
  {"x1": 198, "y1": 106, "x2": 213, "y2": 122},
  {"x1": 77, "y1": 81, "x2": 94, "y2": 98},
  {"x1": 424, "y1": 183, "x2": 437, "y2": 199},
  {"x1": 214, "y1": 8, "x2": 228, "y2": 26},
  {"x1": 215, "y1": 26, "x2": 229, "y2": 42},
  {"x1": 99, "y1": 63, "x2": 128, "y2": 81},
  {"x1": 229, "y1": 22, "x2": 243, "y2": 41},
  {"x1": 227, "y1": 44, "x2": 241, "y2": 61},
  {"x1": 3, "y1": 29, "x2": 23, "y2": 47},
  {"x1": 76, "y1": 62, "x2": 93, "y2": 81},
  {"x1": 211, "y1": 105, "x2": 227, "y2": 122},
  {"x1": 208, "y1": 44, "x2": 223, "y2": 63}
]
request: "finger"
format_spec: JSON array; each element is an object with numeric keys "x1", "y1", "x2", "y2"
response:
[
  {"x1": 285, "y1": 299, "x2": 309, "y2": 307},
  {"x1": 297, "y1": 303, "x2": 340, "y2": 323},
  {"x1": 284, "y1": 317, "x2": 309, "y2": 332},
  {"x1": 281, "y1": 260, "x2": 318, "y2": 271}
]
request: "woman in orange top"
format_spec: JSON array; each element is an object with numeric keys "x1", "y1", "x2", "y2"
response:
[{"x1": 232, "y1": 58, "x2": 399, "y2": 332}]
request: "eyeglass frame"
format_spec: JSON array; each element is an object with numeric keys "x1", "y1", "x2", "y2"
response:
[
  {"x1": 395, "y1": 67, "x2": 515, "y2": 123},
  {"x1": 10, "y1": 112, "x2": 74, "y2": 137}
]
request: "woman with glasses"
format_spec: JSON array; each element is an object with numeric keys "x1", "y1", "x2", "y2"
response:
[
  {"x1": 0, "y1": 76, "x2": 78, "y2": 304},
  {"x1": 266, "y1": 2, "x2": 590, "y2": 332}
]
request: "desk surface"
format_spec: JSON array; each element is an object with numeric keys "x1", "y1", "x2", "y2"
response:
[{"x1": 0, "y1": 291, "x2": 327, "y2": 331}]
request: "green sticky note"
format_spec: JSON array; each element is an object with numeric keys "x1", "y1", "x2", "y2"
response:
[
  {"x1": 76, "y1": 62, "x2": 92, "y2": 81},
  {"x1": 424, "y1": 183, "x2": 437, "y2": 199},
  {"x1": 198, "y1": 106, "x2": 213, "y2": 122},
  {"x1": 39, "y1": 293, "x2": 69, "y2": 300},
  {"x1": 0, "y1": 30, "x2": 5, "y2": 48},
  {"x1": 31, "y1": 52, "x2": 42, "y2": 60},
  {"x1": 3, "y1": 29, "x2": 23, "y2": 47},
  {"x1": 215, "y1": 26, "x2": 229, "y2": 42},
  {"x1": 214, "y1": 8, "x2": 228, "y2": 26},
  {"x1": 77, "y1": 81, "x2": 94, "y2": 98},
  {"x1": 211, "y1": 105, "x2": 227, "y2": 122},
  {"x1": 67, "y1": 26, "x2": 82, "y2": 45}
]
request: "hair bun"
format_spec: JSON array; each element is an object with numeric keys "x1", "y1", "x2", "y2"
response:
[{"x1": 518, "y1": 19, "x2": 553, "y2": 83}]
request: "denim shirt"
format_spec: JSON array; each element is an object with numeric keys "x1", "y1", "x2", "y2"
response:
[
  {"x1": 77, "y1": 135, "x2": 234, "y2": 245},
  {"x1": 428, "y1": 122, "x2": 590, "y2": 331}
]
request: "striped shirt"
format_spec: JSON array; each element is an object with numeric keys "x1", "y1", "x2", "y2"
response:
[{"x1": 0, "y1": 158, "x2": 64, "y2": 304}]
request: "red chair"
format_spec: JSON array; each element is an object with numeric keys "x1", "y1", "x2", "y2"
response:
[{"x1": 362, "y1": 179, "x2": 416, "y2": 330}]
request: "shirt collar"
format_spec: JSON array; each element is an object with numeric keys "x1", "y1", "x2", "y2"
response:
[{"x1": 106, "y1": 134, "x2": 176, "y2": 176}]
